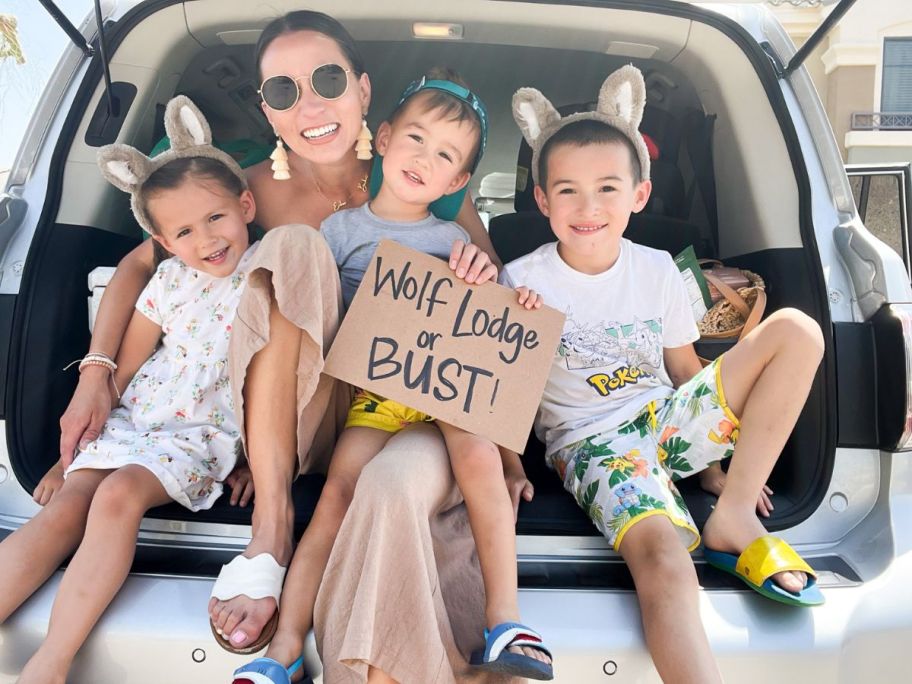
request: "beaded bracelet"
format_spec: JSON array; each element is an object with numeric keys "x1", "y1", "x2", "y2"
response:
[
  {"x1": 78, "y1": 358, "x2": 117, "y2": 373},
  {"x1": 63, "y1": 352, "x2": 122, "y2": 399},
  {"x1": 79, "y1": 358, "x2": 117, "y2": 373}
]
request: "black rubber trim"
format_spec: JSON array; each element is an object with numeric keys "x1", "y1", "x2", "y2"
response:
[
  {"x1": 519, "y1": 553, "x2": 860, "y2": 590},
  {"x1": 833, "y1": 322, "x2": 878, "y2": 448},
  {"x1": 0, "y1": 524, "x2": 859, "y2": 590},
  {"x1": 0, "y1": 295, "x2": 15, "y2": 419},
  {"x1": 871, "y1": 304, "x2": 911, "y2": 451}
]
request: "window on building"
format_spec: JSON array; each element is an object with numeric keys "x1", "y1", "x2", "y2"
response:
[{"x1": 882, "y1": 38, "x2": 912, "y2": 113}]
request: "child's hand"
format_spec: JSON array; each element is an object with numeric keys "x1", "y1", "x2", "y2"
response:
[
  {"x1": 504, "y1": 464, "x2": 535, "y2": 522},
  {"x1": 515, "y1": 286, "x2": 543, "y2": 310},
  {"x1": 225, "y1": 463, "x2": 254, "y2": 507},
  {"x1": 33, "y1": 460, "x2": 65, "y2": 506},
  {"x1": 449, "y1": 240, "x2": 498, "y2": 285},
  {"x1": 698, "y1": 463, "x2": 774, "y2": 518}
]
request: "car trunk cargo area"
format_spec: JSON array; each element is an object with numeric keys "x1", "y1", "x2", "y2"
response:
[{"x1": 5, "y1": 0, "x2": 835, "y2": 564}]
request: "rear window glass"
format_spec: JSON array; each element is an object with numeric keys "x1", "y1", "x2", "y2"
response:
[{"x1": 0, "y1": 1, "x2": 89, "y2": 183}]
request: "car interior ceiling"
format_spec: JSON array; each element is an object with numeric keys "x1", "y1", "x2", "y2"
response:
[{"x1": 11, "y1": 7, "x2": 830, "y2": 539}]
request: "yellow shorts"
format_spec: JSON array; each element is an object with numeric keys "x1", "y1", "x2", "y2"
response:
[{"x1": 344, "y1": 389, "x2": 434, "y2": 433}]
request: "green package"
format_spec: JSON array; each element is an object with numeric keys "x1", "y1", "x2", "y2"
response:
[{"x1": 673, "y1": 245, "x2": 713, "y2": 323}]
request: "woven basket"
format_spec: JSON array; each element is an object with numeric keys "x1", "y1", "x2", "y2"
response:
[{"x1": 698, "y1": 269, "x2": 766, "y2": 339}]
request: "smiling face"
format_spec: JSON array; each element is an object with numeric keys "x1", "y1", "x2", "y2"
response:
[
  {"x1": 373, "y1": 97, "x2": 477, "y2": 212},
  {"x1": 146, "y1": 180, "x2": 255, "y2": 278},
  {"x1": 534, "y1": 140, "x2": 652, "y2": 274},
  {"x1": 259, "y1": 30, "x2": 371, "y2": 166}
]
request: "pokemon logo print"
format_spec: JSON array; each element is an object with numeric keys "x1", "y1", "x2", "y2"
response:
[{"x1": 559, "y1": 314, "x2": 663, "y2": 397}]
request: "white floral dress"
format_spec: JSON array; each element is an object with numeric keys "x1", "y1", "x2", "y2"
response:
[{"x1": 68, "y1": 245, "x2": 258, "y2": 510}]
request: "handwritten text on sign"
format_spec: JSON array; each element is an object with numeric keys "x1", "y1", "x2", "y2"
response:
[{"x1": 324, "y1": 241, "x2": 565, "y2": 452}]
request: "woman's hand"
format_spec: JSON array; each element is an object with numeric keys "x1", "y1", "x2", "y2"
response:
[
  {"x1": 515, "y1": 286, "x2": 543, "y2": 310},
  {"x1": 225, "y1": 463, "x2": 255, "y2": 507},
  {"x1": 698, "y1": 463, "x2": 774, "y2": 518},
  {"x1": 449, "y1": 240, "x2": 499, "y2": 285},
  {"x1": 59, "y1": 366, "x2": 114, "y2": 469}
]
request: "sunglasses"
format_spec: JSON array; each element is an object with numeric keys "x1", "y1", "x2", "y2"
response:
[{"x1": 259, "y1": 63, "x2": 352, "y2": 111}]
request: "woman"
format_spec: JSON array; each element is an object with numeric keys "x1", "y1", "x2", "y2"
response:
[{"x1": 60, "y1": 10, "x2": 526, "y2": 684}]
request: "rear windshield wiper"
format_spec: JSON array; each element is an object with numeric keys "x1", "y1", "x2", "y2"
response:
[
  {"x1": 36, "y1": 0, "x2": 93, "y2": 56},
  {"x1": 37, "y1": 0, "x2": 118, "y2": 118}
]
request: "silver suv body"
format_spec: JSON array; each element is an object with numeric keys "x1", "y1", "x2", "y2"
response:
[{"x1": 1, "y1": 1, "x2": 910, "y2": 681}]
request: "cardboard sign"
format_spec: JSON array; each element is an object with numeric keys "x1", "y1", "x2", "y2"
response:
[{"x1": 324, "y1": 240, "x2": 565, "y2": 453}]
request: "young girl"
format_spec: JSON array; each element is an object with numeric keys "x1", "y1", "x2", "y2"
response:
[{"x1": 0, "y1": 96, "x2": 257, "y2": 684}]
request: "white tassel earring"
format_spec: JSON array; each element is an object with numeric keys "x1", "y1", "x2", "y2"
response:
[
  {"x1": 355, "y1": 119, "x2": 373, "y2": 160},
  {"x1": 270, "y1": 129, "x2": 290, "y2": 181}
]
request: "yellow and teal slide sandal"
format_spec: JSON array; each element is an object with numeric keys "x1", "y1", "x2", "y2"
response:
[{"x1": 704, "y1": 535, "x2": 824, "y2": 607}]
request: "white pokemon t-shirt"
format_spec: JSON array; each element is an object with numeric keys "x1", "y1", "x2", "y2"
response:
[{"x1": 505, "y1": 239, "x2": 699, "y2": 455}]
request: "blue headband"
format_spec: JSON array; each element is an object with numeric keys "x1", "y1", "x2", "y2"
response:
[{"x1": 396, "y1": 77, "x2": 489, "y2": 172}]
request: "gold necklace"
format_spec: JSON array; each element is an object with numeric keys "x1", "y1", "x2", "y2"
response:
[{"x1": 311, "y1": 170, "x2": 369, "y2": 212}]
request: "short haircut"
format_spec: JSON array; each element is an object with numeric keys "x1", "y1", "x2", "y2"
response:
[
  {"x1": 138, "y1": 156, "x2": 246, "y2": 236},
  {"x1": 538, "y1": 119, "x2": 643, "y2": 187},
  {"x1": 390, "y1": 67, "x2": 482, "y2": 172}
]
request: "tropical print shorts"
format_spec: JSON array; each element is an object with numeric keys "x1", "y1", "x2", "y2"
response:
[
  {"x1": 548, "y1": 356, "x2": 740, "y2": 552},
  {"x1": 344, "y1": 389, "x2": 434, "y2": 433}
]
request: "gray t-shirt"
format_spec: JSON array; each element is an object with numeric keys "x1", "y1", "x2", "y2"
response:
[{"x1": 321, "y1": 203, "x2": 471, "y2": 308}]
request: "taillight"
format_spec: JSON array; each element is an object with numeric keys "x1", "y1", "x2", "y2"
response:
[{"x1": 872, "y1": 303, "x2": 912, "y2": 451}]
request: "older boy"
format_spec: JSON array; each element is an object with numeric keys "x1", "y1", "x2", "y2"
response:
[{"x1": 505, "y1": 65, "x2": 824, "y2": 683}]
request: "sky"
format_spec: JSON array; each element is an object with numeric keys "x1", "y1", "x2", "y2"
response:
[{"x1": 1, "y1": 0, "x2": 93, "y2": 173}]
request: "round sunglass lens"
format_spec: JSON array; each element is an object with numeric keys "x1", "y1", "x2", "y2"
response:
[
  {"x1": 262, "y1": 76, "x2": 298, "y2": 110},
  {"x1": 311, "y1": 64, "x2": 348, "y2": 99}
]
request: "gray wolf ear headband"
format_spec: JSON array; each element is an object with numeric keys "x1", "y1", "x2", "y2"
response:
[
  {"x1": 512, "y1": 64, "x2": 651, "y2": 186},
  {"x1": 96, "y1": 95, "x2": 248, "y2": 234}
]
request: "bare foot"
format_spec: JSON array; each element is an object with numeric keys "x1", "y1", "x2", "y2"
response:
[
  {"x1": 702, "y1": 504, "x2": 806, "y2": 594},
  {"x1": 33, "y1": 461, "x2": 65, "y2": 506},
  {"x1": 508, "y1": 643, "x2": 552, "y2": 667},
  {"x1": 698, "y1": 464, "x2": 774, "y2": 518},
  {"x1": 209, "y1": 501, "x2": 295, "y2": 650},
  {"x1": 486, "y1": 617, "x2": 553, "y2": 670}
]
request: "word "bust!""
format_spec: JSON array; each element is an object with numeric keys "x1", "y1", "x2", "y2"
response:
[{"x1": 324, "y1": 241, "x2": 564, "y2": 452}]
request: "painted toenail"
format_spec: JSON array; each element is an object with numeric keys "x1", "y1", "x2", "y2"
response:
[
  {"x1": 231, "y1": 631, "x2": 248, "y2": 645},
  {"x1": 216, "y1": 628, "x2": 223, "y2": 636}
]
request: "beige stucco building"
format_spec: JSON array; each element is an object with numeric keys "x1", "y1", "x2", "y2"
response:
[{"x1": 770, "y1": 0, "x2": 912, "y2": 162}]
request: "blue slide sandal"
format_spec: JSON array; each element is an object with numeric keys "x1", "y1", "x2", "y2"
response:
[
  {"x1": 469, "y1": 621, "x2": 554, "y2": 680},
  {"x1": 232, "y1": 655, "x2": 307, "y2": 684}
]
